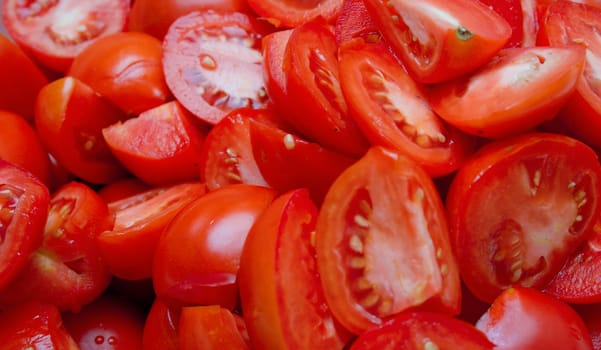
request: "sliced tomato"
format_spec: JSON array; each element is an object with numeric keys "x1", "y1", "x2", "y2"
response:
[
  {"x1": 281, "y1": 21, "x2": 370, "y2": 157},
  {"x1": 0, "y1": 302, "x2": 78, "y2": 349},
  {"x1": 63, "y1": 295, "x2": 146, "y2": 350},
  {"x1": 97, "y1": 182, "x2": 207, "y2": 280},
  {"x1": 2, "y1": 0, "x2": 130, "y2": 72},
  {"x1": 34, "y1": 76, "x2": 129, "y2": 184},
  {"x1": 103, "y1": 101, "x2": 208, "y2": 186},
  {"x1": 142, "y1": 299, "x2": 180, "y2": 350},
  {"x1": 479, "y1": 0, "x2": 539, "y2": 48},
  {"x1": 246, "y1": 0, "x2": 343, "y2": 28},
  {"x1": 0, "y1": 34, "x2": 48, "y2": 120},
  {"x1": 363, "y1": 0, "x2": 512, "y2": 83},
  {"x1": 0, "y1": 110, "x2": 51, "y2": 186},
  {"x1": 239, "y1": 189, "x2": 352, "y2": 349},
  {"x1": 339, "y1": 39, "x2": 476, "y2": 177},
  {"x1": 98, "y1": 178, "x2": 151, "y2": 203},
  {"x1": 262, "y1": 29, "x2": 292, "y2": 118},
  {"x1": 162, "y1": 10, "x2": 272, "y2": 125},
  {"x1": 128, "y1": 0, "x2": 252, "y2": 40},
  {"x1": 199, "y1": 108, "x2": 275, "y2": 191},
  {"x1": 446, "y1": 133, "x2": 601, "y2": 303},
  {"x1": 0, "y1": 181, "x2": 113, "y2": 312},
  {"x1": 316, "y1": 147, "x2": 461, "y2": 334},
  {"x1": 543, "y1": 2, "x2": 601, "y2": 151},
  {"x1": 249, "y1": 119, "x2": 357, "y2": 205},
  {"x1": 335, "y1": 0, "x2": 383, "y2": 46},
  {"x1": 69, "y1": 31, "x2": 172, "y2": 116},
  {"x1": 153, "y1": 184, "x2": 276, "y2": 310},
  {"x1": 428, "y1": 46, "x2": 585, "y2": 139},
  {"x1": 349, "y1": 311, "x2": 494, "y2": 349},
  {"x1": 0, "y1": 160, "x2": 49, "y2": 292},
  {"x1": 476, "y1": 287, "x2": 593, "y2": 350},
  {"x1": 178, "y1": 305, "x2": 249, "y2": 350}
]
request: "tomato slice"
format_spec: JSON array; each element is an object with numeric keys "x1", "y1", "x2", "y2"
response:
[
  {"x1": 349, "y1": 311, "x2": 494, "y2": 349},
  {"x1": 262, "y1": 29, "x2": 291, "y2": 118},
  {"x1": 0, "y1": 34, "x2": 48, "y2": 120},
  {"x1": 446, "y1": 133, "x2": 601, "y2": 303},
  {"x1": 143, "y1": 299, "x2": 180, "y2": 350},
  {"x1": 153, "y1": 184, "x2": 277, "y2": 310},
  {"x1": 239, "y1": 189, "x2": 352, "y2": 349},
  {"x1": 68, "y1": 32, "x2": 172, "y2": 117},
  {"x1": 2, "y1": 0, "x2": 130, "y2": 72},
  {"x1": 97, "y1": 182, "x2": 207, "y2": 280},
  {"x1": 162, "y1": 10, "x2": 271, "y2": 125},
  {"x1": 338, "y1": 40, "x2": 476, "y2": 177},
  {"x1": 543, "y1": 2, "x2": 601, "y2": 151},
  {"x1": 0, "y1": 302, "x2": 78, "y2": 349},
  {"x1": 102, "y1": 101, "x2": 208, "y2": 186},
  {"x1": 316, "y1": 147, "x2": 461, "y2": 334},
  {"x1": 178, "y1": 305, "x2": 249, "y2": 350},
  {"x1": 428, "y1": 46, "x2": 585, "y2": 139},
  {"x1": 0, "y1": 160, "x2": 49, "y2": 292},
  {"x1": 363, "y1": 0, "x2": 512, "y2": 83},
  {"x1": 34, "y1": 76, "x2": 129, "y2": 184},
  {"x1": 281, "y1": 21, "x2": 370, "y2": 157},
  {"x1": 476, "y1": 287, "x2": 594, "y2": 350},
  {"x1": 479, "y1": 0, "x2": 539, "y2": 48},
  {"x1": 0, "y1": 181, "x2": 113, "y2": 312},
  {"x1": 335, "y1": 0, "x2": 382, "y2": 46},
  {"x1": 246, "y1": 0, "x2": 343, "y2": 28}
]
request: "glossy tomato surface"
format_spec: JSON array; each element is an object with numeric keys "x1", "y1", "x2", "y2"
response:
[
  {"x1": 447, "y1": 133, "x2": 601, "y2": 303},
  {"x1": 316, "y1": 147, "x2": 461, "y2": 334}
]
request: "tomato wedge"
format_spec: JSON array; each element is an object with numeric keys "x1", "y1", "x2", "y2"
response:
[
  {"x1": 2, "y1": 0, "x2": 130, "y2": 72},
  {"x1": 246, "y1": 0, "x2": 343, "y2": 28},
  {"x1": 316, "y1": 147, "x2": 460, "y2": 334},
  {"x1": 446, "y1": 133, "x2": 601, "y2": 303},
  {"x1": 428, "y1": 46, "x2": 586, "y2": 139},
  {"x1": 239, "y1": 189, "x2": 352, "y2": 349},
  {"x1": 178, "y1": 305, "x2": 249, "y2": 350},
  {"x1": 339, "y1": 39, "x2": 475, "y2": 177},
  {"x1": 363, "y1": 0, "x2": 512, "y2": 83},
  {"x1": 162, "y1": 10, "x2": 271, "y2": 125}
]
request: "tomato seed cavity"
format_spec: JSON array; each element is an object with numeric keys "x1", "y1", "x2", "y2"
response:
[{"x1": 0, "y1": 185, "x2": 22, "y2": 243}]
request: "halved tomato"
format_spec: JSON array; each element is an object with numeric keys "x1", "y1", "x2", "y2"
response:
[
  {"x1": 246, "y1": 0, "x2": 343, "y2": 28},
  {"x1": 339, "y1": 39, "x2": 475, "y2": 177},
  {"x1": 363, "y1": 0, "x2": 512, "y2": 83},
  {"x1": 446, "y1": 133, "x2": 601, "y2": 303},
  {"x1": 428, "y1": 45, "x2": 586, "y2": 139},
  {"x1": 162, "y1": 10, "x2": 272, "y2": 125},
  {"x1": 316, "y1": 147, "x2": 460, "y2": 334},
  {"x1": 2, "y1": 0, "x2": 130, "y2": 72},
  {"x1": 239, "y1": 189, "x2": 352, "y2": 349}
]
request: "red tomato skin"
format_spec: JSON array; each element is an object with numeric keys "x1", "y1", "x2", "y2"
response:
[
  {"x1": 143, "y1": 298, "x2": 180, "y2": 350},
  {"x1": 239, "y1": 189, "x2": 352, "y2": 349},
  {"x1": 574, "y1": 303, "x2": 601, "y2": 350},
  {"x1": 162, "y1": 10, "x2": 272, "y2": 125},
  {"x1": 281, "y1": 21, "x2": 370, "y2": 157},
  {"x1": 446, "y1": 133, "x2": 601, "y2": 303},
  {"x1": 479, "y1": 0, "x2": 539, "y2": 48},
  {"x1": 63, "y1": 295, "x2": 146, "y2": 350},
  {"x1": 103, "y1": 101, "x2": 208, "y2": 186},
  {"x1": 178, "y1": 305, "x2": 249, "y2": 350},
  {"x1": 0, "y1": 110, "x2": 51, "y2": 186},
  {"x1": 543, "y1": 2, "x2": 601, "y2": 152},
  {"x1": 128, "y1": 0, "x2": 252, "y2": 40},
  {"x1": 316, "y1": 147, "x2": 461, "y2": 334},
  {"x1": 34, "y1": 76, "x2": 130, "y2": 184},
  {"x1": 338, "y1": 39, "x2": 476, "y2": 177},
  {"x1": 153, "y1": 184, "x2": 277, "y2": 310},
  {"x1": 428, "y1": 45, "x2": 586, "y2": 139},
  {"x1": 69, "y1": 31, "x2": 172, "y2": 116},
  {"x1": 476, "y1": 287, "x2": 593, "y2": 350},
  {"x1": 97, "y1": 182, "x2": 207, "y2": 280},
  {"x1": 246, "y1": 0, "x2": 343, "y2": 28},
  {"x1": 98, "y1": 178, "x2": 152, "y2": 203},
  {"x1": 0, "y1": 302, "x2": 78, "y2": 349},
  {"x1": 0, "y1": 181, "x2": 113, "y2": 312},
  {"x1": 363, "y1": 0, "x2": 512, "y2": 83},
  {"x1": 0, "y1": 34, "x2": 48, "y2": 120},
  {"x1": 0, "y1": 160, "x2": 49, "y2": 293},
  {"x1": 2, "y1": 0, "x2": 130, "y2": 72},
  {"x1": 350, "y1": 311, "x2": 494, "y2": 350}
]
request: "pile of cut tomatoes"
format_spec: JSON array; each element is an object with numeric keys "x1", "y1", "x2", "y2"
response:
[{"x1": 1, "y1": 0, "x2": 601, "y2": 348}]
